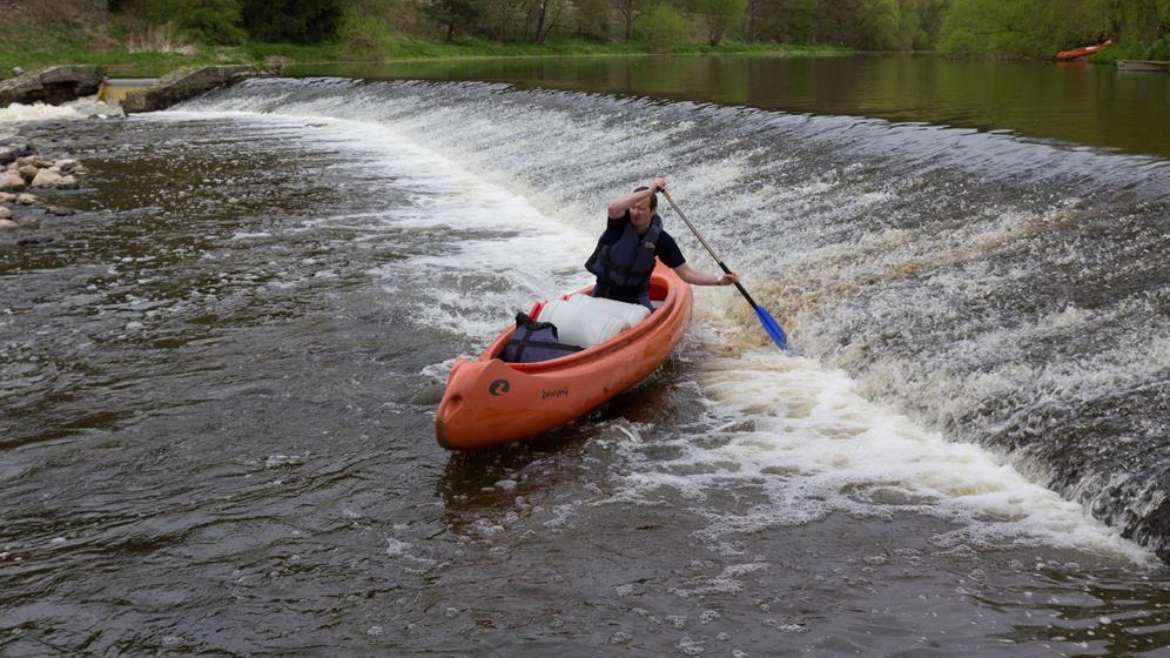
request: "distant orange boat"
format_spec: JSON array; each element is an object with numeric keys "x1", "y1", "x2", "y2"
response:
[
  {"x1": 435, "y1": 262, "x2": 693, "y2": 449},
  {"x1": 1056, "y1": 39, "x2": 1112, "y2": 60}
]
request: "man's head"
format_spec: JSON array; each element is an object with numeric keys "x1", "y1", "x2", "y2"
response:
[{"x1": 630, "y1": 185, "x2": 657, "y2": 233}]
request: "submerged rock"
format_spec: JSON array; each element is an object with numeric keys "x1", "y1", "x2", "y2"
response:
[{"x1": 0, "y1": 143, "x2": 32, "y2": 165}]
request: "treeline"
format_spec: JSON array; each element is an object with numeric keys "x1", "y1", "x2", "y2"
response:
[
  {"x1": 940, "y1": 0, "x2": 1170, "y2": 59},
  {"x1": 104, "y1": 0, "x2": 948, "y2": 52},
  {"x1": 98, "y1": 0, "x2": 1170, "y2": 58}
]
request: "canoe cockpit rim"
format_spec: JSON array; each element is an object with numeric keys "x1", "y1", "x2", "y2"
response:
[{"x1": 482, "y1": 273, "x2": 683, "y2": 373}]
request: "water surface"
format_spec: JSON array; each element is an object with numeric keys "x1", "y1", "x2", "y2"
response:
[
  {"x1": 2, "y1": 71, "x2": 1170, "y2": 655},
  {"x1": 288, "y1": 54, "x2": 1170, "y2": 160}
]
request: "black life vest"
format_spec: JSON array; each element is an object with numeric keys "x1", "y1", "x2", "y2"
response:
[
  {"x1": 585, "y1": 214, "x2": 662, "y2": 293},
  {"x1": 501, "y1": 312, "x2": 583, "y2": 363}
]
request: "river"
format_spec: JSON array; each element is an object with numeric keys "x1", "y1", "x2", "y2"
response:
[{"x1": 2, "y1": 54, "x2": 1170, "y2": 656}]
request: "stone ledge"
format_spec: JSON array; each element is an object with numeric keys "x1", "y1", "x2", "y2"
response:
[
  {"x1": 0, "y1": 65, "x2": 103, "y2": 107},
  {"x1": 122, "y1": 65, "x2": 257, "y2": 114}
]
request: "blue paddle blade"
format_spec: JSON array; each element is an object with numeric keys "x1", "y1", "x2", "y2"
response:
[{"x1": 754, "y1": 306, "x2": 789, "y2": 352}]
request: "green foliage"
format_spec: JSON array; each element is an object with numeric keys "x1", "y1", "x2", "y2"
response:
[
  {"x1": 241, "y1": 41, "x2": 343, "y2": 60},
  {"x1": 179, "y1": 0, "x2": 247, "y2": 45},
  {"x1": 337, "y1": 4, "x2": 397, "y2": 59},
  {"x1": 424, "y1": 0, "x2": 484, "y2": 42},
  {"x1": 0, "y1": 47, "x2": 251, "y2": 77},
  {"x1": 637, "y1": 4, "x2": 691, "y2": 52},
  {"x1": 939, "y1": 0, "x2": 1170, "y2": 58},
  {"x1": 704, "y1": 0, "x2": 748, "y2": 46},
  {"x1": 1147, "y1": 34, "x2": 1170, "y2": 59},
  {"x1": 241, "y1": 0, "x2": 344, "y2": 44},
  {"x1": 747, "y1": 0, "x2": 816, "y2": 43},
  {"x1": 573, "y1": 0, "x2": 612, "y2": 40}
]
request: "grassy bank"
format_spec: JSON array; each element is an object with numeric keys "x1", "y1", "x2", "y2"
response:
[{"x1": 0, "y1": 39, "x2": 847, "y2": 79}]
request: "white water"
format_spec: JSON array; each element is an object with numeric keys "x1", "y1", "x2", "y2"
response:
[
  {"x1": 612, "y1": 305, "x2": 1151, "y2": 563},
  {"x1": 156, "y1": 83, "x2": 1158, "y2": 564},
  {"x1": 0, "y1": 96, "x2": 121, "y2": 124}
]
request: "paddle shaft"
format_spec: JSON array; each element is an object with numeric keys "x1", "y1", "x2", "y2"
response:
[{"x1": 661, "y1": 191, "x2": 762, "y2": 309}]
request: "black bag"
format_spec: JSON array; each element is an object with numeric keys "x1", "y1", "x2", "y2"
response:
[{"x1": 501, "y1": 312, "x2": 583, "y2": 363}]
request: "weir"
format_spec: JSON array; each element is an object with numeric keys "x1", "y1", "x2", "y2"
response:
[{"x1": 173, "y1": 77, "x2": 1170, "y2": 559}]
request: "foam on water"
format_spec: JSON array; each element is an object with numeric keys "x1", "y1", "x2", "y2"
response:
[
  {"x1": 0, "y1": 97, "x2": 121, "y2": 124},
  {"x1": 612, "y1": 317, "x2": 1151, "y2": 563}
]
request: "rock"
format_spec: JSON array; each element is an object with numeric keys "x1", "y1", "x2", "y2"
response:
[
  {"x1": 0, "y1": 170, "x2": 24, "y2": 191},
  {"x1": 16, "y1": 156, "x2": 52, "y2": 169},
  {"x1": 29, "y1": 169, "x2": 62, "y2": 188},
  {"x1": 16, "y1": 193, "x2": 37, "y2": 205},
  {"x1": 0, "y1": 192, "x2": 14, "y2": 203},
  {"x1": 45, "y1": 206, "x2": 75, "y2": 216},
  {"x1": 56, "y1": 159, "x2": 80, "y2": 174},
  {"x1": 17, "y1": 165, "x2": 38, "y2": 183},
  {"x1": 263, "y1": 56, "x2": 292, "y2": 74},
  {"x1": 30, "y1": 168, "x2": 78, "y2": 189},
  {"x1": 123, "y1": 66, "x2": 256, "y2": 114},
  {"x1": 0, "y1": 65, "x2": 103, "y2": 108},
  {"x1": 0, "y1": 143, "x2": 33, "y2": 165},
  {"x1": 0, "y1": 218, "x2": 18, "y2": 230},
  {"x1": 0, "y1": 206, "x2": 11, "y2": 220}
]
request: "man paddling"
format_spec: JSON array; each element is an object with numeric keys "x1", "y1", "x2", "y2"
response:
[{"x1": 587, "y1": 177, "x2": 739, "y2": 310}]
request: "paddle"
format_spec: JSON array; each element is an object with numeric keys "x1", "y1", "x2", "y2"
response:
[{"x1": 661, "y1": 191, "x2": 789, "y2": 352}]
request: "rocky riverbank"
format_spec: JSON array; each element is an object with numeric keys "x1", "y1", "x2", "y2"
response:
[
  {"x1": 0, "y1": 64, "x2": 258, "y2": 239},
  {"x1": 0, "y1": 139, "x2": 84, "y2": 233}
]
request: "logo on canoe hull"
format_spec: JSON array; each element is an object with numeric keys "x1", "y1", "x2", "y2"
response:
[
  {"x1": 542, "y1": 388, "x2": 568, "y2": 400},
  {"x1": 489, "y1": 379, "x2": 511, "y2": 396}
]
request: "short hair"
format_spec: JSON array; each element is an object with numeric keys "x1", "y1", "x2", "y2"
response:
[{"x1": 633, "y1": 186, "x2": 658, "y2": 210}]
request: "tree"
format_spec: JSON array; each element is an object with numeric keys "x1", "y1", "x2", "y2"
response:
[
  {"x1": 424, "y1": 0, "x2": 483, "y2": 41},
  {"x1": 529, "y1": 0, "x2": 565, "y2": 43},
  {"x1": 240, "y1": 0, "x2": 344, "y2": 43},
  {"x1": 178, "y1": 0, "x2": 246, "y2": 45},
  {"x1": 574, "y1": 0, "x2": 611, "y2": 40},
  {"x1": 705, "y1": 0, "x2": 748, "y2": 45},
  {"x1": 615, "y1": 0, "x2": 645, "y2": 41},
  {"x1": 637, "y1": 3, "x2": 689, "y2": 51}
]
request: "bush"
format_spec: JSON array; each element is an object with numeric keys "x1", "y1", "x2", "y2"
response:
[
  {"x1": 1147, "y1": 35, "x2": 1170, "y2": 60},
  {"x1": 637, "y1": 4, "x2": 690, "y2": 53},
  {"x1": 704, "y1": 0, "x2": 747, "y2": 46},
  {"x1": 241, "y1": 0, "x2": 344, "y2": 44},
  {"x1": 178, "y1": 0, "x2": 246, "y2": 45},
  {"x1": 338, "y1": 5, "x2": 393, "y2": 59}
]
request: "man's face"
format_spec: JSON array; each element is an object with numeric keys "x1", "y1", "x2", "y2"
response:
[{"x1": 630, "y1": 197, "x2": 654, "y2": 231}]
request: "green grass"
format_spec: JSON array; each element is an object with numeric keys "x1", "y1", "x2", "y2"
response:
[
  {"x1": 0, "y1": 38, "x2": 848, "y2": 80},
  {"x1": 0, "y1": 48, "x2": 251, "y2": 78}
]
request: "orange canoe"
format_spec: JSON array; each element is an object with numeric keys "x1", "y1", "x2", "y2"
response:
[
  {"x1": 435, "y1": 262, "x2": 693, "y2": 449},
  {"x1": 1056, "y1": 40, "x2": 1111, "y2": 60}
]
